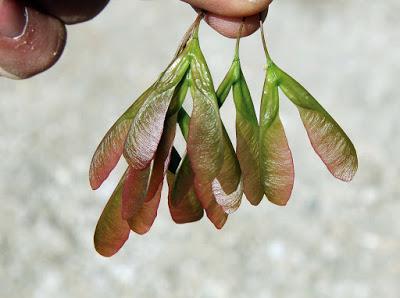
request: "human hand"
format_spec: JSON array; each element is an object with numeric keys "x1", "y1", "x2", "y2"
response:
[
  {"x1": 0, "y1": 0, "x2": 109, "y2": 79},
  {"x1": 0, "y1": 0, "x2": 272, "y2": 80},
  {"x1": 183, "y1": 0, "x2": 272, "y2": 38}
]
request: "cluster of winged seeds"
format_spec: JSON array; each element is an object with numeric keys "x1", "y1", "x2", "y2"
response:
[{"x1": 89, "y1": 15, "x2": 358, "y2": 257}]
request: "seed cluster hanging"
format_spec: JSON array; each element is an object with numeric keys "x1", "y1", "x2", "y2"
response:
[{"x1": 89, "y1": 14, "x2": 358, "y2": 257}]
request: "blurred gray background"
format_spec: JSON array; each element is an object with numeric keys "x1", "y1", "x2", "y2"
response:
[{"x1": 1, "y1": 0, "x2": 399, "y2": 297}]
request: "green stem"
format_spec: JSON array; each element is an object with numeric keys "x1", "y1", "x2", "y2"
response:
[
  {"x1": 234, "y1": 19, "x2": 245, "y2": 59},
  {"x1": 174, "y1": 12, "x2": 204, "y2": 58},
  {"x1": 192, "y1": 11, "x2": 204, "y2": 40},
  {"x1": 259, "y1": 17, "x2": 273, "y2": 66}
]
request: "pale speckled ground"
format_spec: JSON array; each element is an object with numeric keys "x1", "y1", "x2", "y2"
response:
[{"x1": 1, "y1": 1, "x2": 399, "y2": 297}]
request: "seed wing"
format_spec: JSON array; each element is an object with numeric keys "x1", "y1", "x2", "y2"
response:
[
  {"x1": 211, "y1": 127, "x2": 243, "y2": 214},
  {"x1": 187, "y1": 48, "x2": 224, "y2": 185},
  {"x1": 276, "y1": 66, "x2": 358, "y2": 181},
  {"x1": 145, "y1": 114, "x2": 178, "y2": 202},
  {"x1": 123, "y1": 88, "x2": 175, "y2": 170},
  {"x1": 89, "y1": 86, "x2": 153, "y2": 190},
  {"x1": 233, "y1": 73, "x2": 264, "y2": 205},
  {"x1": 167, "y1": 170, "x2": 204, "y2": 224},
  {"x1": 94, "y1": 172, "x2": 130, "y2": 257},
  {"x1": 127, "y1": 184, "x2": 162, "y2": 235},
  {"x1": 259, "y1": 77, "x2": 294, "y2": 206},
  {"x1": 124, "y1": 55, "x2": 190, "y2": 170},
  {"x1": 121, "y1": 166, "x2": 151, "y2": 220},
  {"x1": 194, "y1": 181, "x2": 228, "y2": 229}
]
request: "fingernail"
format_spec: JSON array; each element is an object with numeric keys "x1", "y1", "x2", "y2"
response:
[{"x1": 0, "y1": 0, "x2": 27, "y2": 38}]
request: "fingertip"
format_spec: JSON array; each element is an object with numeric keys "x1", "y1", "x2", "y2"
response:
[
  {"x1": 0, "y1": 7, "x2": 66, "y2": 79},
  {"x1": 184, "y1": 0, "x2": 272, "y2": 18},
  {"x1": 205, "y1": 13, "x2": 261, "y2": 38}
]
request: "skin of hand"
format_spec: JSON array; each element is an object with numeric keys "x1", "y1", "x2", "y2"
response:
[
  {"x1": 183, "y1": 0, "x2": 272, "y2": 38},
  {"x1": 0, "y1": 0, "x2": 271, "y2": 80}
]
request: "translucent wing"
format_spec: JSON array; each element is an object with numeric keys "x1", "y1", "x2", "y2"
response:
[
  {"x1": 171, "y1": 154, "x2": 199, "y2": 207},
  {"x1": 94, "y1": 172, "x2": 130, "y2": 257},
  {"x1": 172, "y1": 153, "x2": 227, "y2": 229},
  {"x1": 275, "y1": 66, "x2": 358, "y2": 181},
  {"x1": 211, "y1": 127, "x2": 243, "y2": 214},
  {"x1": 145, "y1": 114, "x2": 178, "y2": 202},
  {"x1": 124, "y1": 55, "x2": 190, "y2": 170},
  {"x1": 179, "y1": 108, "x2": 242, "y2": 214},
  {"x1": 259, "y1": 74, "x2": 294, "y2": 206},
  {"x1": 233, "y1": 71, "x2": 264, "y2": 205},
  {"x1": 168, "y1": 172, "x2": 204, "y2": 224},
  {"x1": 207, "y1": 201, "x2": 229, "y2": 230},
  {"x1": 127, "y1": 184, "x2": 162, "y2": 235},
  {"x1": 167, "y1": 149, "x2": 204, "y2": 224},
  {"x1": 187, "y1": 42, "x2": 224, "y2": 185},
  {"x1": 89, "y1": 86, "x2": 153, "y2": 190},
  {"x1": 123, "y1": 88, "x2": 176, "y2": 170},
  {"x1": 121, "y1": 166, "x2": 151, "y2": 220},
  {"x1": 195, "y1": 182, "x2": 228, "y2": 229}
]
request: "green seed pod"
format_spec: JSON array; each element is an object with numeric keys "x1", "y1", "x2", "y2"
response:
[
  {"x1": 187, "y1": 34, "x2": 225, "y2": 186},
  {"x1": 216, "y1": 59, "x2": 239, "y2": 106}
]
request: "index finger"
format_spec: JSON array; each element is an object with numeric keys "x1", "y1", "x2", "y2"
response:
[
  {"x1": 31, "y1": 0, "x2": 110, "y2": 24},
  {"x1": 182, "y1": 0, "x2": 272, "y2": 17}
]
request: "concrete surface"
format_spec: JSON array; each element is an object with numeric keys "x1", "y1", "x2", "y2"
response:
[{"x1": 1, "y1": 0, "x2": 399, "y2": 297}]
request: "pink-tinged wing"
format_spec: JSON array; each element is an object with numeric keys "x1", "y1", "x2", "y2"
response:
[
  {"x1": 168, "y1": 148, "x2": 204, "y2": 223},
  {"x1": 121, "y1": 166, "x2": 151, "y2": 220},
  {"x1": 236, "y1": 118, "x2": 263, "y2": 205},
  {"x1": 194, "y1": 181, "x2": 228, "y2": 229},
  {"x1": 127, "y1": 184, "x2": 162, "y2": 235},
  {"x1": 211, "y1": 127, "x2": 243, "y2": 214},
  {"x1": 205, "y1": 200, "x2": 228, "y2": 230},
  {"x1": 167, "y1": 171, "x2": 204, "y2": 224},
  {"x1": 259, "y1": 78, "x2": 295, "y2": 206},
  {"x1": 123, "y1": 88, "x2": 175, "y2": 170},
  {"x1": 212, "y1": 179, "x2": 243, "y2": 214},
  {"x1": 298, "y1": 108, "x2": 358, "y2": 181},
  {"x1": 89, "y1": 86, "x2": 153, "y2": 190},
  {"x1": 125, "y1": 115, "x2": 180, "y2": 233},
  {"x1": 212, "y1": 179, "x2": 242, "y2": 215},
  {"x1": 123, "y1": 55, "x2": 190, "y2": 170},
  {"x1": 170, "y1": 155, "x2": 197, "y2": 207},
  {"x1": 187, "y1": 51, "x2": 224, "y2": 185},
  {"x1": 94, "y1": 172, "x2": 130, "y2": 257},
  {"x1": 275, "y1": 66, "x2": 358, "y2": 181},
  {"x1": 232, "y1": 75, "x2": 264, "y2": 205},
  {"x1": 170, "y1": 151, "x2": 223, "y2": 227},
  {"x1": 145, "y1": 114, "x2": 177, "y2": 202},
  {"x1": 260, "y1": 117, "x2": 294, "y2": 206}
]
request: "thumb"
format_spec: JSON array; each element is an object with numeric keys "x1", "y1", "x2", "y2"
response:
[{"x1": 0, "y1": 0, "x2": 66, "y2": 79}]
